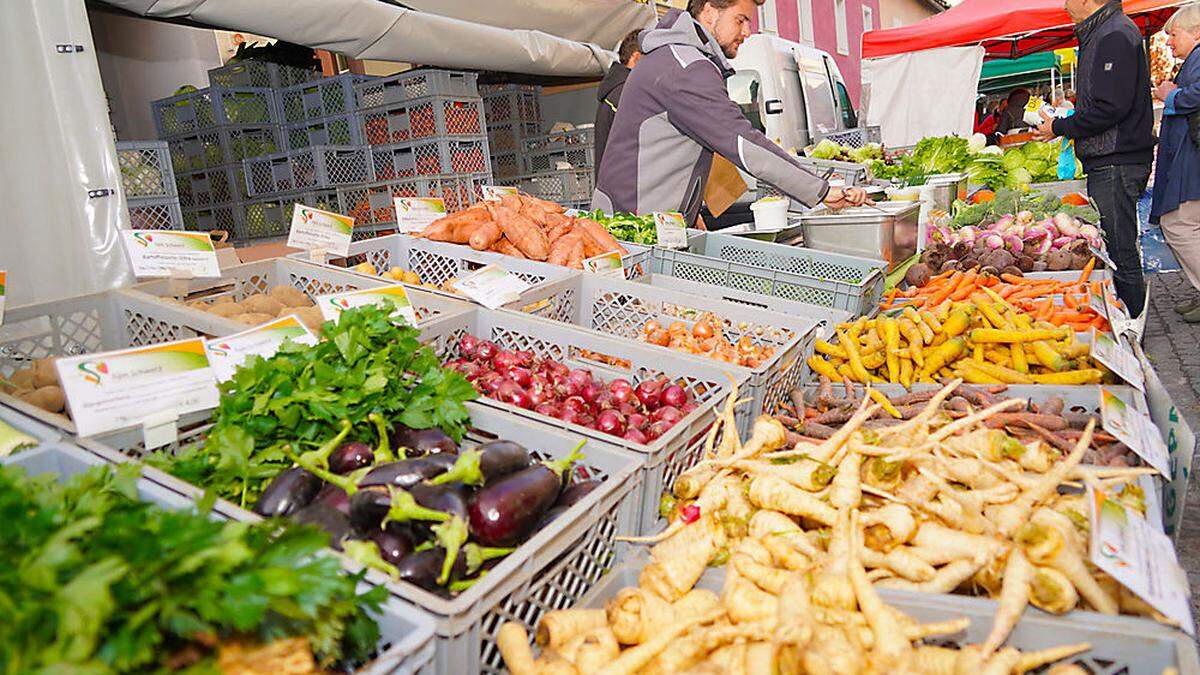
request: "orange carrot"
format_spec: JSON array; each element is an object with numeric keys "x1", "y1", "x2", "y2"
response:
[{"x1": 1078, "y1": 257, "x2": 1096, "y2": 284}]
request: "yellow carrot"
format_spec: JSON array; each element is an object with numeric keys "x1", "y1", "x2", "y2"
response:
[
  {"x1": 807, "y1": 355, "x2": 842, "y2": 382},
  {"x1": 958, "y1": 358, "x2": 1033, "y2": 384},
  {"x1": 969, "y1": 327, "x2": 1069, "y2": 343},
  {"x1": 837, "y1": 328, "x2": 872, "y2": 384},
  {"x1": 942, "y1": 306, "x2": 974, "y2": 337},
  {"x1": 1029, "y1": 369, "x2": 1103, "y2": 385},
  {"x1": 919, "y1": 337, "x2": 966, "y2": 379},
  {"x1": 814, "y1": 339, "x2": 847, "y2": 359},
  {"x1": 1028, "y1": 340, "x2": 1072, "y2": 372},
  {"x1": 884, "y1": 318, "x2": 900, "y2": 383}
]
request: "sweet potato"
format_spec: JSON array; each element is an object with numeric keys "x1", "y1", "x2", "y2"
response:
[
  {"x1": 567, "y1": 236, "x2": 586, "y2": 269},
  {"x1": 419, "y1": 206, "x2": 490, "y2": 243},
  {"x1": 544, "y1": 214, "x2": 574, "y2": 243},
  {"x1": 576, "y1": 217, "x2": 627, "y2": 256},
  {"x1": 548, "y1": 231, "x2": 583, "y2": 267},
  {"x1": 493, "y1": 237, "x2": 527, "y2": 259},
  {"x1": 468, "y1": 219, "x2": 503, "y2": 251},
  {"x1": 492, "y1": 204, "x2": 549, "y2": 260}
]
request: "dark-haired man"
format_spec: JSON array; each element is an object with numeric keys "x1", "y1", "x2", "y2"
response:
[
  {"x1": 592, "y1": 0, "x2": 867, "y2": 225},
  {"x1": 595, "y1": 30, "x2": 643, "y2": 182}
]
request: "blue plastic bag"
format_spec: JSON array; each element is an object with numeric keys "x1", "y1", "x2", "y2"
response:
[{"x1": 1057, "y1": 109, "x2": 1077, "y2": 180}]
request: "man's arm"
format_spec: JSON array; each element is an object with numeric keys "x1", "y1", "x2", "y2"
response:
[
  {"x1": 1052, "y1": 33, "x2": 1140, "y2": 139},
  {"x1": 661, "y1": 57, "x2": 830, "y2": 207}
]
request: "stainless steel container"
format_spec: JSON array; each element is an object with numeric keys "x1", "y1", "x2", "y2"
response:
[
  {"x1": 798, "y1": 201, "x2": 920, "y2": 269},
  {"x1": 923, "y1": 172, "x2": 970, "y2": 212}
]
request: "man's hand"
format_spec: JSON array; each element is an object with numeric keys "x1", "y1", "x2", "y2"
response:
[
  {"x1": 824, "y1": 186, "x2": 869, "y2": 209},
  {"x1": 1154, "y1": 80, "x2": 1178, "y2": 103},
  {"x1": 1031, "y1": 109, "x2": 1057, "y2": 142}
]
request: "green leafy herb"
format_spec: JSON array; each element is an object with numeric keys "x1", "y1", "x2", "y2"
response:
[{"x1": 585, "y1": 210, "x2": 659, "y2": 245}]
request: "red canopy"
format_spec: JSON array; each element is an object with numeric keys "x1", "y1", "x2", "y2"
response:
[{"x1": 862, "y1": 0, "x2": 1184, "y2": 60}]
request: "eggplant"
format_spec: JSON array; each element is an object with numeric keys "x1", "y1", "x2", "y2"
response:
[
  {"x1": 394, "y1": 542, "x2": 513, "y2": 591},
  {"x1": 254, "y1": 467, "x2": 322, "y2": 517},
  {"x1": 411, "y1": 481, "x2": 471, "y2": 523},
  {"x1": 360, "y1": 455, "x2": 457, "y2": 489},
  {"x1": 368, "y1": 523, "x2": 415, "y2": 566},
  {"x1": 468, "y1": 441, "x2": 585, "y2": 547},
  {"x1": 429, "y1": 440, "x2": 531, "y2": 487},
  {"x1": 555, "y1": 479, "x2": 601, "y2": 508},
  {"x1": 313, "y1": 483, "x2": 351, "y2": 515},
  {"x1": 536, "y1": 504, "x2": 569, "y2": 530},
  {"x1": 329, "y1": 441, "x2": 374, "y2": 474},
  {"x1": 293, "y1": 502, "x2": 353, "y2": 549},
  {"x1": 349, "y1": 486, "x2": 452, "y2": 532},
  {"x1": 391, "y1": 425, "x2": 457, "y2": 456}
]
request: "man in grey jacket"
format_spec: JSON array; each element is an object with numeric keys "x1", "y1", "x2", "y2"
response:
[{"x1": 593, "y1": 0, "x2": 866, "y2": 225}]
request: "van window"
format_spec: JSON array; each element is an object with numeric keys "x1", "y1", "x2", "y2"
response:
[
  {"x1": 835, "y1": 82, "x2": 858, "y2": 128},
  {"x1": 727, "y1": 71, "x2": 765, "y2": 133},
  {"x1": 795, "y1": 52, "x2": 836, "y2": 135}
]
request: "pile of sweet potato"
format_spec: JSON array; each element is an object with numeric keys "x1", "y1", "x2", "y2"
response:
[{"x1": 416, "y1": 193, "x2": 627, "y2": 269}]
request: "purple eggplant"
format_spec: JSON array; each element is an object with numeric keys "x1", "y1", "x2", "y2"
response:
[
  {"x1": 556, "y1": 479, "x2": 601, "y2": 508},
  {"x1": 313, "y1": 483, "x2": 351, "y2": 515},
  {"x1": 536, "y1": 505, "x2": 569, "y2": 530},
  {"x1": 367, "y1": 524, "x2": 415, "y2": 566},
  {"x1": 394, "y1": 549, "x2": 446, "y2": 591},
  {"x1": 350, "y1": 486, "x2": 451, "y2": 532},
  {"x1": 411, "y1": 481, "x2": 471, "y2": 523},
  {"x1": 394, "y1": 541, "x2": 514, "y2": 591},
  {"x1": 429, "y1": 440, "x2": 531, "y2": 487},
  {"x1": 254, "y1": 467, "x2": 322, "y2": 517},
  {"x1": 361, "y1": 455, "x2": 457, "y2": 490},
  {"x1": 468, "y1": 441, "x2": 585, "y2": 547},
  {"x1": 329, "y1": 441, "x2": 374, "y2": 474},
  {"x1": 293, "y1": 502, "x2": 353, "y2": 549},
  {"x1": 391, "y1": 424, "x2": 457, "y2": 457}
]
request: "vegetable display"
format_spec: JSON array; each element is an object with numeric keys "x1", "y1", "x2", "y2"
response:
[
  {"x1": 583, "y1": 210, "x2": 659, "y2": 245},
  {"x1": 808, "y1": 139, "x2": 885, "y2": 165},
  {"x1": 0, "y1": 461, "x2": 387, "y2": 673},
  {"x1": 416, "y1": 193, "x2": 628, "y2": 269},
  {"x1": 445, "y1": 335, "x2": 696, "y2": 445},
  {"x1": 949, "y1": 188, "x2": 1099, "y2": 230},
  {"x1": 966, "y1": 141, "x2": 1081, "y2": 189},
  {"x1": 869, "y1": 136, "x2": 973, "y2": 185},
  {"x1": 178, "y1": 283, "x2": 326, "y2": 333},
  {"x1": 632, "y1": 379, "x2": 1162, "y2": 669},
  {"x1": 1, "y1": 357, "x2": 65, "y2": 414},
  {"x1": 640, "y1": 315, "x2": 779, "y2": 368}
]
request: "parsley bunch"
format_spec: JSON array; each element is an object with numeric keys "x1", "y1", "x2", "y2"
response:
[
  {"x1": 0, "y1": 462, "x2": 386, "y2": 673},
  {"x1": 150, "y1": 304, "x2": 477, "y2": 508}
]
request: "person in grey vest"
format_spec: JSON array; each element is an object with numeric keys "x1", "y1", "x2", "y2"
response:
[{"x1": 592, "y1": 0, "x2": 867, "y2": 226}]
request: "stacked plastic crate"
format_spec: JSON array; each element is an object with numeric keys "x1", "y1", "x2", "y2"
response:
[
  {"x1": 346, "y1": 70, "x2": 493, "y2": 238},
  {"x1": 153, "y1": 61, "x2": 313, "y2": 239},
  {"x1": 481, "y1": 84, "x2": 542, "y2": 181},
  {"x1": 116, "y1": 141, "x2": 183, "y2": 231},
  {"x1": 504, "y1": 127, "x2": 597, "y2": 211}
]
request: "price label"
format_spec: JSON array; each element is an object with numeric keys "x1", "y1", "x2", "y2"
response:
[
  {"x1": 316, "y1": 284, "x2": 417, "y2": 327},
  {"x1": 1090, "y1": 244, "x2": 1117, "y2": 270},
  {"x1": 287, "y1": 203, "x2": 354, "y2": 256},
  {"x1": 55, "y1": 338, "x2": 219, "y2": 437},
  {"x1": 451, "y1": 265, "x2": 532, "y2": 310},
  {"x1": 204, "y1": 315, "x2": 318, "y2": 382},
  {"x1": 481, "y1": 185, "x2": 519, "y2": 201},
  {"x1": 1088, "y1": 485, "x2": 1194, "y2": 634},
  {"x1": 121, "y1": 231, "x2": 221, "y2": 278},
  {"x1": 395, "y1": 197, "x2": 446, "y2": 234},
  {"x1": 0, "y1": 270, "x2": 6, "y2": 327},
  {"x1": 653, "y1": 211, "x2": 689, "y2": 249},
  {"x1": 1091, "y1": 328, "x2": 1145, "y2": 391},
  {"x1": 1100, "y1": 387, "x2": 1170, "y2": 476},
  {"x1": 563, "y1": 208, "x2": 585, "y2": 218},
  {"x1": 583, "y1": 250, "x2": 625, "y2": 279}
]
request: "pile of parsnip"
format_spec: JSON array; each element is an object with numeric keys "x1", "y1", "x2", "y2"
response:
[{"x1": 495, "y1": 378, "x2": 1177, "y2": 674}]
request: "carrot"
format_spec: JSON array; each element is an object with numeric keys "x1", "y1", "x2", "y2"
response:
[
  {"x1": 1077, "y1": 256, "x2": 1096, "y2": 283},
  {"x1": 981, "y1": 548, "x2": 1033, "y2": 657},
  {"x1": 1000, "y1": 273, "x2": 1025, "y2": 284}
]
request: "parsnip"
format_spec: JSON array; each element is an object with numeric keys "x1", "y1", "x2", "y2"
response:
[
  {"x1": 497, "y1": 623, "x2": 538, "y2": 675},
  {"x1": 876, "y1": 553, "x2": 987, "y2": 593},
  {"x1": 606, "y1": 587, "x2": 673, "y2": 645},
  {"x1": 747, "y1": 474, "x2": 838, "y2": 526},
  {"x1": 981, "y1": 548, "x2": 1033, "y2": 657}
]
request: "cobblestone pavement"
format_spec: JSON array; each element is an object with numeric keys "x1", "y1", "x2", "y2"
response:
[{"x1": 1140, "y1": 271, "x2": 1200, "y2": 621}]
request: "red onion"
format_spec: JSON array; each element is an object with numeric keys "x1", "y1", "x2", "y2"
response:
[
  {"x1": 634, "y1": 380, "x2": 662, "y2": 410},
  {"x1": 534, "y1": 402, "x2": 558, "y2": 417},
  {"x1": 556, "y1": 408, "x2": 580, "y2": 425},
  {"x1": 566, "y1": 368, "x2": 592, "y2": 396},
  {"x1": 596, "y1": 409, "x2": 626, "y2": 436},
  {"x1": 562, "y1": 396, "x2": 587, "y2": 413},
  {"x1": 474, "y1": 339, "x2": 498, "y2": 362},
  {"x1": 660, "y1": 384, "x2": 688, "y2": 409},
  {"x1": 611, "y1": 384, "x2": 635, "y2": 406},
  {"x1": 457, "y1": 334, "x2": 479, "y2": 359},
  {"x1": 492, "y1": 350, "x2": 521, "y2": 373},
  {"x1": 581, "y1": 382, "x2": 601, "y2": 405},
  {"x1": 653, "y1": 405, "x2": 683, "y2": 425},
  {"x1": 508, "y1": 366, "x2": 532, "y2": 388},
  {"x1": 623, "y1": 428, "x2": 648, "y2": 444},
  {"x1": 515, "y1": 350, "x2": 535, "y2": 367},
  {"x1": 647, "y1": 420, "x2": 673, "y2": 439},
  {"x1": 627, "y1": 412, "x2": 648, "y2": 430},
  {"x1": 608, "y1": 378, "x2": 632, "y2": 394},
  {"x1": 617, "y1": 402, "x2": 638, "y2": 417}
]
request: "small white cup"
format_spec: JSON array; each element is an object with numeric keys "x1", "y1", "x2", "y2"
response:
[{"x1": 750, "y1": 198, "x2": 788, "y2": 230}]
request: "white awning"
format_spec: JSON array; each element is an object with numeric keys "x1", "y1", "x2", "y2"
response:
[
  {"x1": 98, "y1": 0, "x2": 653, "y2": 76},
  {"x1": 399, "y1": 0, "x2": 656, "y2": 48}
]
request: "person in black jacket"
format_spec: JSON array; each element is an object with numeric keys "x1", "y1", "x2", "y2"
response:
[
  {"x1": 1034, "y1": 0, "x2": 1156, "y2": 317},
  {"x1": 594, "y1": 30, "x2": 643, "y2": 182}
]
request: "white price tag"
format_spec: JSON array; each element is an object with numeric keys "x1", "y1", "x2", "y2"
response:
[
  {"x1": 653, "y1": 211, "x2": 689, "y2": 249},
  {"x1": 316, "y1": 285, "x2": 417, "y2": 327},
  {"x1": 121, "y1": 231, "x2": 221, "y2": 278},
  {"x1": 141, "y1": 409, "x2": 179, "y2": 451},
  {"x1": 451, "y1": 265, "x2": 532, "y2": 310},
  {"x1": 1088, "y1": 485, "x2": 1194, "y2": 634},
  {"x1": 395, "y1": 197, "x2": 446, "y2": 234},
  {"x1": 204, "y1": 315, "x2": 318, "y2": 382},
  {"x1": 1090, "y1": 244, "x2": 1117, "y2": 270},
  {"x1": 1091, "y1": 328, "x2": 1145, "y2": 391},
  {"x1": 563, "y1": 208, "x2": 585, "y2": 218},
  {"x1": 287, "y1": 203, "x2": 353, "y2": 256},
  {"x1": 583, "y1": 250, "x2": 625, "y2": 279},
  {"x1": 1100, "y1": 387, "x2": 1171, "y2": 476},
  {"x1": 481, "y1": 185, "x2": 519, "y2": 201},
  {"x1": 55, "y1": 338, "x2": 219, "y2": 437},
  {"x1": 0, "y1": 270, "x2": 6, "y2": 327}
]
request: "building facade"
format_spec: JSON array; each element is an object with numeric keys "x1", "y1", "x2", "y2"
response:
[{"x1": 877, "y1": 0, "x2": 948, "y2": 30}]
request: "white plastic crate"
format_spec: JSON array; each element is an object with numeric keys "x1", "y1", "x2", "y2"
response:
[
  {"x1": 167, "y1": 125, "x2": 283, "y2": 173},
  {"x1": 498, "y1": 168, "x2": 592, "y2": 205},
  {"x1": 152, "y1": 86, "x2": 279, "y2": 137},
  {"x1": 277, "y1": 72, "x2": 372, "y2": 123},
  {"x1": 361, "y1": 96, "x2": 487, "y2": 146},
  {"x1": 207, "y1": 60, "x2": 316, "y2": 89},
  {"x1": 338, "y1": 174, "x2": 491, "y2": 227},
  {"x1": 244, "y1": 145, "x2": 371, "y2": 197},
  {"x1": 370, "y1": 138, "x2": 491, "y2": 181},
  {"x1": 175, "y1": 164, "x2": 245, "y2": 209},
  {"x1": 285, "y1": 113, "x2": 366, "y2": 149},
  {"x1": 355, "y1": 69, "x2": 479, "y2": 108},
  {"x1": 127, "y1": 196, "x2": 184, "y2": 231},
  {"x1": 116, "y1": 140, "x2": 176, "y2": 198}
]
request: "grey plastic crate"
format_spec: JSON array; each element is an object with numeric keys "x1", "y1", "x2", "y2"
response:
[
  {"x1": 244, "y1": 145, "x2": 371, "y2": 197},
  {"x1": 0, "y1": 402, "x2": 60, "y2": 443},
  {"x1": 167, "y1": 125, "x2": 283, "y2": 173},
  {"x1": 116, "y1": 140, "x2": 176, "y2": 198},
  {"x1": 481, "y1": 83, "x2": 541, "y2": 125},
  {"x1": 339, "y1": 174, "x2": 492, "y2": 227},
  {"x1": 285, "y1": 113, "x2": 366, "y2": 149},
  {"x1": 208, "y1": 60, "x2": 316, "y2": 89},
  {"x1": 370, "y1": 137, "x2": 492, "y2": 181},
  {"x1": 181, "y1": 201, "x2": 246, "y2": 235},
  {"x1": 488, "y1": 119, "x2": 542, "y2": 153},
  {"x1": 125, "y1": 257, "x2": 474, "y2": 332},
  {"x1": 3, "y1": 443, "x2": 438, "y2": 675},
  {"x1": 356, "y1": 69, "x2": 480, "y2": 108},
  {"x1": 1030, "y1": 178, "x2": 1089, "y2": 198},
  {"x1": 278, "y1": 72, "x2": 372, "y2": 124},
  {"x1": 299, "y1": 233, "x2": 581, "y2": 306},
  {"x1": 241, "y1": 189, "x2": 341, "y2": 240},
  {"x1": 421, "y1": 305, "x2": 748, "y2": 535},
  {"x1": 361, "y1": 96, "x2": 487, "y2": 146},
  {"x1": 509, "y1": 273, "x2": 825, "y2": 434},
  {"x1": 813, "y1": 125, "x2": 882, "y2": 148},
  {"x1": 490, "y1": 151, "x2": 522, "y2": 180},
  {"x1": 153, "y1": 86, "x2": 279, "y2": 137},
  {"x1": 573, "y1": 559, "x2": 1199, "y2": 675},
  {"x1": 127, "y1": 196, "x2": 184, "y2": 231},
  {"x1": 175, "y1": 164, "x2": 245, "y2": 209},
  {"x1": 520, "y1": 128, "x2": 595, "y2": 173},
  {"x1": 645, "y1": 232, "x2": 888, "y2": 315},
  {"x1": 498, "y1": 168, "x2": 592, "y2": 205}
]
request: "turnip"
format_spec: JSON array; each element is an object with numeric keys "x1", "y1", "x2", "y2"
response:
[
  {"x1": 1051, "y1": 236, "x2": 1073, "y2": 249},
  {"x1": 1016, "y1": 210, "x2": 1034, "y2": 225},
  {"x1": 1002, "y1": 234, "x2": 1023, "y2": 253},
  {"x1": 995, "y1": 214, "x2": 1015, "y2": 230},
  {"x1": 1053, "y1": 213, "x2": 1078, "y2": 237},
  {"x1": 984, "y1": 234, "x2": 1004, "y2": 250},
  {"x1": 958, "y1": 226, "x2": 977, "y2": 243},
  {"x1": 1078, "y1": 223, "x2": 1100, "y2": 239}
]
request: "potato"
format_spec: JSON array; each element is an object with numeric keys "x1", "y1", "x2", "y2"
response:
[
  {"x1": 188, "y1": 300, "x2": 210, "y2": 309},
  {"x1": 241, "y1": 293, "x2": 284, "y2": 316},
  {"x1": 208, "y1": 302, "x2": 243, "y2": 318},
  {"x1": 233, "y1": 313, "x2": 275, "y2": 326},
  {"x1": 33, "y1": 359, "x2": 59, "y2": 387},
  {"x1": 6, "y1": 368, "x2": 36, "y2": 392},
  {"x1": 293, "y1": 307, "x2": 327, "y2": 334},
  {"x1": 22, "y1": 385, "x2": 65, "y2": 413},
  {"x1": 269, "y1": 285, "x2": 311, "y2": 308}
]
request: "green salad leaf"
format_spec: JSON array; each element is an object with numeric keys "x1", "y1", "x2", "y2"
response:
[{"x1": 585, "y1": 210, "x2": 659, "y2": 245}]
